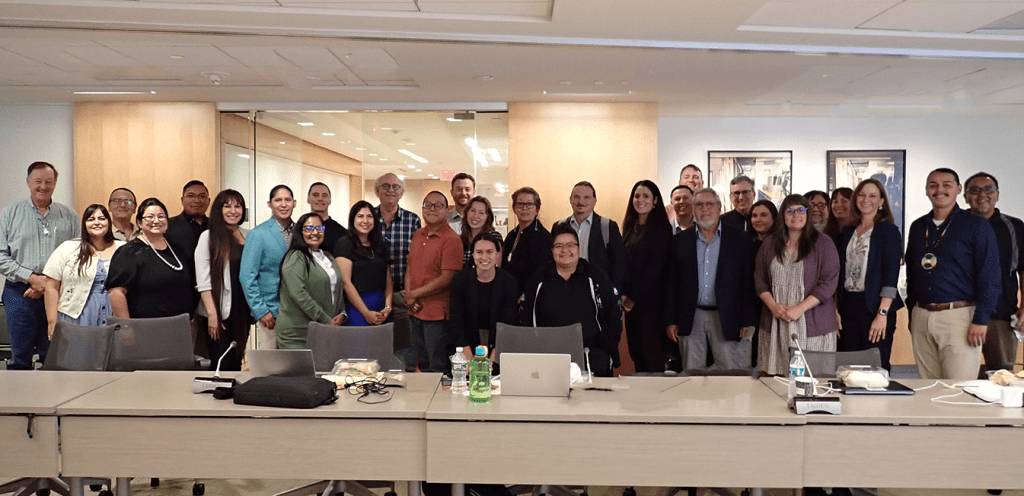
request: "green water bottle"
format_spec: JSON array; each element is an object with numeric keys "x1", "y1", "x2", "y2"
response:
[{"x1": 468, "y1": 346, "x2": 491, "y2": 403}]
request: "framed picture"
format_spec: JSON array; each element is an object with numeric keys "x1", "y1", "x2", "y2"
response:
[
  {"x1": 827, "y1": 150, "x2": 906, "y2": 235},
  {"x1": 708, "y1": 150, "x2": 793, "y2": 211}
]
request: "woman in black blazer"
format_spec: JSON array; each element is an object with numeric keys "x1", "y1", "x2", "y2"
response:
[
  {"x1": 836, "y1": 179, "x2": 905, "y2": 370},
  {"x1": 450, "y1": 232, "x2": 519, "y2": 360}
]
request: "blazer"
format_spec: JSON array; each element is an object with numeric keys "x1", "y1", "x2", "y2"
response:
[
  {"x1": 194, "y1": 228, "x2": 249, "y2": 318},
  {"x1": 502, "y1": 218, "x2": 552, "y2": 294},
  {"x1": 42, "y1": 239, "x2": 126, "y2": 318},
  {"x1": 449, "y1": 267, "x2": 519, "y2": 349},
  {"x1": 755, "y1": 234, "x2": 840, "y2": 338},
  {"x1": 276, "y1": 250, "x2": 346, "y2": 349},
  {"x1": 552, "y1": 212, "x2": 626, "y2": 290},
  {"x1": 667, "y1": 223, "x2": 758, "y2": 341},
  {"x1": 239, "y1": 218, "x2": 289, "y2": 319},
  {"x1": 836, "y1": 221, "x2": 905, "y2": 314},
  {"x1": 622, "y1": 220, "x2": 673, "y2": 310}
]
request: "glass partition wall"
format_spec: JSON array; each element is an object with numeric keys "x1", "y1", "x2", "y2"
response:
[{"x1": 220, "y1": 110, "x2": 509, "y2": 235}]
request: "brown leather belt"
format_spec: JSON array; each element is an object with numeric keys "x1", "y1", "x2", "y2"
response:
[{"x1": 917, "y1": 301, "x2": 973, "y2": 312}]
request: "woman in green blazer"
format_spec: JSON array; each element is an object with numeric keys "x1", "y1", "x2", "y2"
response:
[{"x1": 276, "y1": 213, "x2": 347, "y2": 349}]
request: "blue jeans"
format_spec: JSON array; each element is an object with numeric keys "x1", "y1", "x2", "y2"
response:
[
  {"x1": 409, "y1": 316, "x2": 451, "y2": 373},
  {"x1": 3, "y1": 282, "x2": 48, "y2": 370}
]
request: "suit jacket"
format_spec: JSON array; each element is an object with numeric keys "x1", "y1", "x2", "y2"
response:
[
  {"x1": 276, "y1": 250, "x2": 346, "y2": 349},
  {"x1": 449, "y1": 267, "x2": 520, "y2": 349},
  {"x1": 240, "y1": 217, "x2": 289, "y2": 319},
  {"x1": 667, "y1": 223, "x2": 758, "y2": 341},
  {"x1": 552, "y1": 212, "x2": 626, "y2": 290},
  {"x1": 836, "y1": 221, "x2": 905, "y2": 314}
]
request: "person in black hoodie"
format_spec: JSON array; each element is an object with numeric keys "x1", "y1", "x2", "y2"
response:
[
  {"x1": 503, "y1": 186, "x2": 552, "y2": 293},
  {"x1": 450, "y1": 232, "x2": 519, "y2": 360},
  {"x1": 520, "y1": 223, "x2": 622, "y2": 376}
]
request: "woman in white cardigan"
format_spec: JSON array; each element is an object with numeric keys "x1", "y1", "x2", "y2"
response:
[
  {"x1": 195, "y1": 189, "x2": 251, "y2": 371},
  {"x1": 43, "y1": 204, "x2": 125, "y2": 338}
]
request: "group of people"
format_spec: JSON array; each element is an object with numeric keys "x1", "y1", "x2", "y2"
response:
[{"x1": 2, "y1": 161, "x2": 1018, "y2": 381}]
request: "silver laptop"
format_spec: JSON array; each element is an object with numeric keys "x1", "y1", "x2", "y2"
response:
[
  {"x1": 500, "y1": 353, "x2": 572, "y2": 397},
  {"x1": 247, "y1": 349, "x2": 317, "y2": 378}
]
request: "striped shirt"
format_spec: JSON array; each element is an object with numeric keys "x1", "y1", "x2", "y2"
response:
[
  {"x1": 375, "y1": 205, "x2": 421, "y2": 291},
  {"x1": 0, "y1": 199, "x2": 80, "y2": 284}
]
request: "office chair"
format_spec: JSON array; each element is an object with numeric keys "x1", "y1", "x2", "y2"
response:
[
  {"x1": 798, "y1": 348, "x2": 882, "y2": 378},
  {"x1": 272, "y1": 322, "x2": 400, "y2": 496},
  {"x1": 306, "y1": 322, "x2": 403, "y2": 372},
  {"x1": 106, "y1": 314, "x2": 197, "y2": 371},
  {"x1": 0, "y1": 322, "x2": 116, "y2": 496},
  {"x1": 493, "y1": 323, "x2": 585, "y2": 366},
  {"x1": 0, "y1": 302, "x2": 11, "y2": 363}
]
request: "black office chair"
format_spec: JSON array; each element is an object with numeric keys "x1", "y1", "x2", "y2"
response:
[
  {"x1": 493, "y1": 323, "x2": 585, "y2": 365},
  {"x1": 798, "y1": 348, "x2": 882, "y2": 378},
  {"x1": 0, "y1": 302, "x2": 11, "y2": 363},
  {"x1": 106, "y1": 314, "x2": 197, "y2": 371}
]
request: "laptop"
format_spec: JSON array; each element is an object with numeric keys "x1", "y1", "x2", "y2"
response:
[
  {"x1": 247, "y1": 349, "x2": 317, "y2": 378},
  {"x1": 500, "y1": 353, "x2": 572, "y2": 397}
]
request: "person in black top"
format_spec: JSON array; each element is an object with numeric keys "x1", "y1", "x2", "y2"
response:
[
  {"x1": 107, "y1": 198, "x2": 195, "y2": 319},
  {"x1": 459, "y1": 196, "x2": 502, "y2": 268},
  {"x1": 334, "y1": 200, "x2": 392, "y2": 327},
  {"x1": 720, "y1": 175, "x2": 755, "y2": 235},
  {"x1": 503, "y1": 187, "x2": 552, "y2": 293},
  {"x1": 621, "y1": 180, "x2": 673, "y2": 372},
  {"x1": 308, "y1": 182, "x2": 347, "y2": 255},
  {"x1": 450, "y1": 232, "x2": 518, "y2": 360},
  {"x1": 520, "y1": 223, "x2": 622, "y2": 377}
]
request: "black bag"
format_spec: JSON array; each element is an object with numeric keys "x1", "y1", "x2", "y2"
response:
[{"x1": 233, "y1": 376, "x2": 339, "y2": 409}]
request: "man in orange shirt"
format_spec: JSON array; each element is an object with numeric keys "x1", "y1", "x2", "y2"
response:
[{"x1": 406, "y1": 190, "x2": 464, "y2": 372}]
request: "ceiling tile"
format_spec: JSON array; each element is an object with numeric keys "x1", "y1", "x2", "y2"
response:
[
  {"x1": 108, "y1": 45, "x2": 243, "y2": 66},
  {"x1": 744, "y1": 1, "x2": 899, "y2": 29},
  {"x1": 0, "y1": 48, "x2": 45, "y2": 67},
  {"x1": 859, "y1": 1, "x2": 1024, "y2": 33},
  {"x1": 218, "y1": 46, "x2": 298, "y2": 68},
  {"x1": 845, "y1": 66, "x2": 982, "y2": 97},
  {"x1": 279, "y1": 2, "x2": 418, "y2": 10},
  {"x1": 417, "y1": 2, "x2": 550, "y2": 16},
  {"x1": 329, "y1": 48, "x2": 403, "y2": 81},
  {"x1": 274, "y1": 47, "x2": 347, "y2": 70},
  {"x1": 90, "y1": 67, "x2": 181, "y2": 81},
  {"x1": 62, "y1": 46, "x2": 144, "y2": 66}
]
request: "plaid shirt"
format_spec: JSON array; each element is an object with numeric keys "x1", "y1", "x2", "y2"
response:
[{"x1": 375, "y1": 205, "x2": 421, "y2": 291}]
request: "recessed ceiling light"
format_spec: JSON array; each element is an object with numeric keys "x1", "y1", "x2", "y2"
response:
[
  {"x1": 170, "y1": 55, "x2": 184, "y2": 59},
  {"x1": 559, "y1": 81, "x2": 572, "y2": 85},
  {"x1": 380, "y1": 158, "x2": 388, "y2": 161},
  {"x1": 446, "y1": 117, "x2": 461, "y2": 122},
  {"x1": 406, "y1": 143, "x2": 416, "y2": 146},
  {"x1": 543, "y1": 90, "x2": 632, "y2": 96},
  {"x1": 475, "y1": 75, "x2": 494, "y2": 81},
  {"x1": 416, "y1": 168, "x2": 423, "y2": 172},
  {"x1": 398, "y1": 149, "x2": 429, "y2": 164},
  {"x1": 72, "y1": 91, "x2": 149, "y2": 95},
  {"x1": 355, "y1": 147, "x2": 367, "y2": 151},
  {"x1": 407, "y1": 164, "x2": 416, "y2": 169},
  {"x1": 322, "y1": 132, "x2": 335, "y2": 136},
  {"x1": 297, "y1": 122, "x2": 314, "y2": 126},
  {"x1": 237, "y1": 153, "x2": 250, "y2": 159},
  {"x1": 367, "y1": 152, "x2": 378, "y2": 156},
  {"x1": 594, "y1": 81, "x2": 604, "y2": 85},
  {"x1": 279, "y1": 141, "x2": 286, "y2": 145}
]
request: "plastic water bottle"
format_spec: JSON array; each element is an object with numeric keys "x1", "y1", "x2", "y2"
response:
[
  {"x1": 469, "y1": 346, "x2": 492, "y2": 403},
  {"x1": 788, "y1": 350, "x2": 806, "y2": 400},
  {"x1": 451, "y1": 347, "x2": 468, "y2": 395}
]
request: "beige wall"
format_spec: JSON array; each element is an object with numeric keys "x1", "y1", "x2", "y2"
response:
[
  {"x1": 508, "y1": 102, "x2": 659, "y2": 229},
  {"x1": 73, "y1": 102, "x2": 218, "y2": 215}
]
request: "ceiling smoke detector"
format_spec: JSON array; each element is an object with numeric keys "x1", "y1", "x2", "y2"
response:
[{"x1": 201, "y1": 71, "x2": 229, "y2": 85}]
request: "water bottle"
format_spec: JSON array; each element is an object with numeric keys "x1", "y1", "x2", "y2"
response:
[
  {"x1": 469, "y1": 346, "x2": 492, "y2": 403},
  {"x1": 451, "y1": 347, "x2": 468, "y2": 394},
  {"x1": 787, "y1": 350, "x2": 806, "y2": 400}
]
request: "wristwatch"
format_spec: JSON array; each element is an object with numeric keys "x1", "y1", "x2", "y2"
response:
[{"x1": 878, "y1": 308, "x2": 889, "y2": 317}]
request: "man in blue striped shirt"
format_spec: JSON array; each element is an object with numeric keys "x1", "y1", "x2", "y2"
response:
[{"x1": 374, "y1": 173, "x2": 421, "y2": 368}]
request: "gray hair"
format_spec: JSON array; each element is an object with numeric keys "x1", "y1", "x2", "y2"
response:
[
  {"x1": 691, "y1": 187, "x2": 721, "y2": 204},
  {"x1": 374, "y1": 173, "x2": 406, "y2": 190},
  {"x1": 730, "y1": 175, "x2": 754, "y2": 188}
]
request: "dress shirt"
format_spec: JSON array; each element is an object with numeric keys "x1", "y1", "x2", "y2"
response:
[
  {"x1": 311, "y1": 249, "x2": 339, "y2": 304},
  {"x1": 696, "y1": 224, "x2": 721, "y2": 306},
  {"x1": 375, "y1": 205, "x2": 421, "y2": 291},
  {"x1": 986, "y1": 208, "x2": 1024, "y2": 320},
  {"x1": 278, "y1": 219, "x2": 293, "y2": 247},
  {"x1": 569, "y1": 212, "x2": 594, "y2": 260},
  {"x1": 447, "y1": 209, "x2": 463, "y2": 235},
  {"x1": 671, "y1": 217, "x2": 692, "y2": 234},
  {"x1": 112, "y1": 224, "x2": 138, "y2": 241},
  {"x1": 0, "y1": 199, "x2": 80, "y2": 283}
]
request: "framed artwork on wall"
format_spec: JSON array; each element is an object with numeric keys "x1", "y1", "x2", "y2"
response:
[
  {"x1": 827, "y1": 149, "x2": 906, "y2": 235},
  {"x1": 708, "y1": 150, "x2": 792, "y2": 211}
]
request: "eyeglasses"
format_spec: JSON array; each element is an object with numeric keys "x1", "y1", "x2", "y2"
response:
[
  {"x1": 422, "y1": 202, "x2": 447, "y2": 211},
  {"x1": 785, "y1": 207, "x2": 808, "y2": 215},
  {"x1": 302, "y1": 225, "x2": 326, "y2": 232},
  {"x1": 142, "y1": 214, "x2": 167, "y2": 223},
  {"x1": 967, "y1": 185, "x2": 998, "y2": 195},
  {"x1": 184, "y1": 193, "x2": 209, "y2": 201},
  {"x1": 553, "y1": 242, "x2": 579, "y2": 250},
  {"x1": 109, "y1": 199, "x2": 136, "y2": 206},
  {"x1": 513, "y1": 202, "x2": 537, "y2": 210},
  {"x1": 730, "y1": 189, "x2": 754, "y2": 197},
  {"x1": 808, "y1": 202, "x2": 828, "y2": 210},
  {"x1": 379, "y1": 184, "x2": 402, "y2": 191},
  {"x1": 693, "y1": 201, "x2": 719, "y2": 210}
]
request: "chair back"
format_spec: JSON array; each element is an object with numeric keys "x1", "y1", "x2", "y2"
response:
[
  {"x1": 798, "y1": 348, "x2": 882, "y2": 378},
  {"x1": 306, "y1": 322, "x2": 402, "y2": 372},
  {"x1": 106, "y1": 314, "x2": 196, "y2": 371},
  {"x1": 42, "y1": 321, "x2": 116, "y2": 371},
  {"x1": 494, "y1": 323, "x2": 585, "y2": 366}
]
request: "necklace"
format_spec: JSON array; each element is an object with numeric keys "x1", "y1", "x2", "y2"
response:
[{"x1": 149, "y1": 241, "x2": 184, "y2": 271}]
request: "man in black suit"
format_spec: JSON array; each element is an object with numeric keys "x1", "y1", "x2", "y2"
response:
[
  {"x1": 551, "y1": 181, "x2": 626, "y2": 291},
  {"x1": 666, "y1": 188, "x2": 758, "y2": 371}
]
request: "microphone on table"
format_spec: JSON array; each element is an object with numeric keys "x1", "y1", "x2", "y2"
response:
[
  {"x1": 790, "y1": 333, "x2": 816, "y2": 396},
  {"x1": 193, "y1": 341, "x2": 239, "y2": 394},
  {"x1": 789, "y1": 333, "x2": 841, "y2": 415},
  {"x1": 583, "y1": 347, "x2": 593, "y2": 383}
]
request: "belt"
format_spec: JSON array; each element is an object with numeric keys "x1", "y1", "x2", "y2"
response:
[
  {"x1": 917, "y1": 301, "x2": 972, "y2": 312},
  {"x1": 696, "y1": 305, "x2": 718, "y2": 311}
]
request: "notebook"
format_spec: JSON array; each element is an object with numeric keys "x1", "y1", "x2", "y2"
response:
[
  {"x1": 247, "y1": 349, "x2": 317, "y2": 378},
  {"x1": 500, "y1": 353, "x2": 572, "y2": 397}
]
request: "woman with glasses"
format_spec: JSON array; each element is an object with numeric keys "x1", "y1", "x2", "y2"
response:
[
  {"x1": 335, "y1": 201, "x2": 392, "y2": 327},
  {"x1": 620, "y1": 180, "x2": 673, "y2": 372},
  {"x1": 43, "y1": 204, "x2": 126, "y2": 337},
  {"x1": 754, "y1": 194, "x2": 840, "y2": 375},
  {"x1": 107, "y1": 198, "x2": 194, "y2": 319},
  {"x1": 276, "y1": 213, "x2": 347, "y2": 349},
  {"x1": 804, "y1": 190, "x2": 830, "y2": 232},
  {"x1": 503, "y1": 187, "x2": 552, "y2": 293},
  {"x1": 194, "y1": 189, "x2": 250, "y2": 371},
  {"x1": 836, "y1": 179, "x2": 904, "y2": 371},
  {"x1": 824, "y1": 187, "x2": 855, "y2": 241},
  {"x1": 459, "y1": 196, "x2": 502, "y2": 268}
]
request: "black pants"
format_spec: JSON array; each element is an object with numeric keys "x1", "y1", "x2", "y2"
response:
[
  {"x1": 837, "y1": 291, "x2": 896, "y2": 371},
  {"x1": 624, "y1": 302, "x2": 667, "y2": 373},
  {"x1": 205, "y1": 311, "x2": 248, "y2": 372}
]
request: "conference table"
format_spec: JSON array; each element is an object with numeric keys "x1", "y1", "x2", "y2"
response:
[
  {"x1": 56, "y1": 371, "x2": 441, "y2": 496},
  {"x1": 426, "y1": 375, "x2": 805, "y2": 490},
  {"x1": 760, "y1": 377, "x2": 1024, "y2": 490}
]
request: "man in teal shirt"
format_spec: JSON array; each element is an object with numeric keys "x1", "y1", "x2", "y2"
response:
[{"x1": 240, "y1": 184, "x2": 295, "y2": 349}]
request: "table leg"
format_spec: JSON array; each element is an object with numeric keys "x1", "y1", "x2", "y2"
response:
[
  {"x1": 116, "y1": 477, "x2": 132, "y2": 496},
  {"x1": 69, "y1": 477, "x2": 84, "y2": 496},
  {"x1": 408, "y1": 481, "x2": 422, "y2": 496},
  {"x1": 452, "y1": 482, "x2": 465, "y2": 496}
]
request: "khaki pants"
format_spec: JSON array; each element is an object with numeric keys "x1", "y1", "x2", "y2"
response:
[
  {"x1": 247, "y1": 319, "x2": 278, "y2": 350},
  {"x1": 911, "y1": 305, "x2": 980, "y2": 380}
]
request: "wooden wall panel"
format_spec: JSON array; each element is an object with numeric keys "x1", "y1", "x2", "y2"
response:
[{"x1": 74, "y1": 102, "x2": 218, "y2": 216}]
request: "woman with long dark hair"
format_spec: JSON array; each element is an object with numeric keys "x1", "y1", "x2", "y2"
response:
[
  {"x1": 334, "y1": 200, "x2": 392, "y2": 327},
  {"x1": 195, "y1": 189, "x2": 251, "y2": 371},
  {"x1": 450, "y1": 232, "x2": 519, "y2": 359},
  {"x1": 749, "y1": 200, "x2": 779, "y2": 244},
  {"x1": 836, "y1": 179, "x2": 903, "y2": 370},
  {"x1": 43, "y1": 204, "x2": 125, "y2": 336},
  {"x1": 459, "y1": 196, "x2": 502, "y2": 268},
  {"x1": 621, "y1": 180, "x2": 673, "y2": 372},
  {"x1": 824, "y1": 187, "x2": 855, "y2": 241},
  {"x1": 755, "y1": 194, "x2": 840, "y2": 375},
  {"x1": 276, "y1": 213, "x2": 346, "y2": 348}
]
